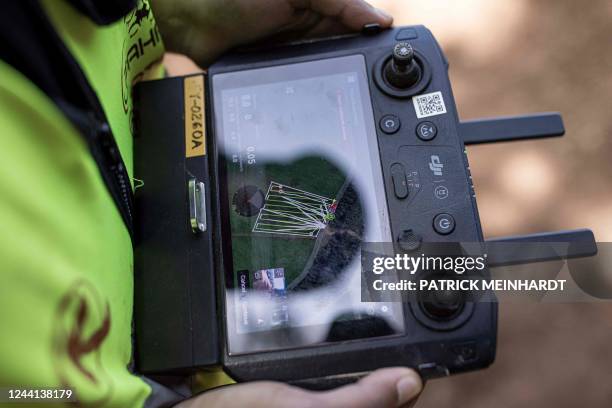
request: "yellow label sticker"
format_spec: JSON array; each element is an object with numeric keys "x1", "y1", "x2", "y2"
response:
[{"x1": 184, "y1": 76, "x2": 206, "y2": 158}]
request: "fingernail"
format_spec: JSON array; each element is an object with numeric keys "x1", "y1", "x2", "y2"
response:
[
  {"x1": 396, "y1": 374, "x2": 421, "y2": 406},
  {"x1": 376, "y1": 8, "x2": 394, "y2": 24}
]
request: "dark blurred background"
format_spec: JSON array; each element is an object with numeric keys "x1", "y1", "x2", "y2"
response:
[{"x1": 166, "y1": 0, "x2": 612, "y2": 405}]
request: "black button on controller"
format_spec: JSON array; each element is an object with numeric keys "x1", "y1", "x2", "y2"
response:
[
  {"x1": 397, "y1": 229, "x2": 422, "y2": 252},
  {"x1": 416, "y1": 121, "x2": 437, "y2": 141},
  {"x1": 390, "y1": 163, "x2": 409, "y2": 199},
  {"x1": 362, "y1": 23, "x2": 382, "y2": 36},
  {"x1": 433, "y1": 213, "x2": 455, "y2": 235},
  {"x1": 395, "y1": 28, "x2": 418, "y2": 41},
  {"x1": 380, "y1": 115, "x2": 401, "y2": 134}
]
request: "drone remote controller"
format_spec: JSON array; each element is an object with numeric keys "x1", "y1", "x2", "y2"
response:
[{"x1": 133, "y1": 25, "x2": 596, "y2": 388}]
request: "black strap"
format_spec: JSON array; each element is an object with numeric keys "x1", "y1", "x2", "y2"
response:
[{"x1": 0, "y1": 1, "x2": 135, "y2": 240}]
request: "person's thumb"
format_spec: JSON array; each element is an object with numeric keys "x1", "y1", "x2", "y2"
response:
[
  {"x1": 176, "y1": 367, "x2": 422, "y2": 408},
  {"x1": 313, "y1": 367, "x2": 422, "y2": 408}
]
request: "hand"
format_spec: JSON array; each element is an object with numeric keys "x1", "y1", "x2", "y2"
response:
[
  {"x1": 175, "y1": 368, "x2": 422, "y2": 408},
  {"x1": 152, "y1": 0, "x2": 393, "y2": 67}
]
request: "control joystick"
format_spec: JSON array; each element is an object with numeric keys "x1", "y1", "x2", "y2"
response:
[
  {"x1": 420, "y1": 288, "x2": 465, "y2": 321},
  {"x1": 384, "y1": 42, "x2": 422, "y2": 89}
]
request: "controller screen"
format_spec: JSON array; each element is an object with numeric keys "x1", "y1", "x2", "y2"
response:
[{"x1": 213, "y1": 55, "x2": 404, "y2": 354}]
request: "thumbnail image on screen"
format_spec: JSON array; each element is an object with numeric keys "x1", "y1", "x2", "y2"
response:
[{"x1": 213, "y1": 55, "x2": 403, "y2": 354}]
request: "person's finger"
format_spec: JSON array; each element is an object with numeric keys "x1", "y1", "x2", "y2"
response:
[
  {"x1": 269, "y1": 0, "x2": 394, "y2": 43},
  {"x1": 299, "y1": 16, "x2": 354, "y2": 38},
  {"x1": 304, "y1": 0, "x2": 394, "y2": 30},
  {"x1": 313, "y1": 367, "x2": 422, "y2": 408},
  {"x1": 175, "y1": 381, "x2": 315, "y2": 408},
  {"x1": 177, "y1": 367, "x2": 422, "y2": 408},
  {"x1": 267, "y1": 14, "x2": 349, "y2": 44}
]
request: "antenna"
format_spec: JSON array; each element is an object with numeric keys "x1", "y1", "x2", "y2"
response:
[
  {"x1": 460, "y1": 111, "x2": 597, "y2": 265},
  {"x1": 485, "y1": 229, "x2": 597, "y2": 267},
  {"x1": 460, "y1": 112, "x2": 564, "y2": 145}
]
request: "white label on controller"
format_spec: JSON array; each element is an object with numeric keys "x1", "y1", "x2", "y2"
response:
[{"x1": 413, "y1": 91, "x2": 447, "y2": 118}]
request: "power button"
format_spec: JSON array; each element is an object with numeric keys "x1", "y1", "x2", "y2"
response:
[{"x1": 433, "y1": 213, "x2": 455, "y2": 235}]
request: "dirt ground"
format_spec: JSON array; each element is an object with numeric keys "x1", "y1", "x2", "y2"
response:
[
  {"x1": 371, "y1": 0, "x2": 612, "y2": 406},
  {"x1": 167, "y1": 0, "x2": 612, "y2": 405}
]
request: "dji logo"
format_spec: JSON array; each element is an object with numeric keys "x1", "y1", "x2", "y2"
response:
[{"x1": 429, "y1": 155, "x2": 444, "y2": 176}]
